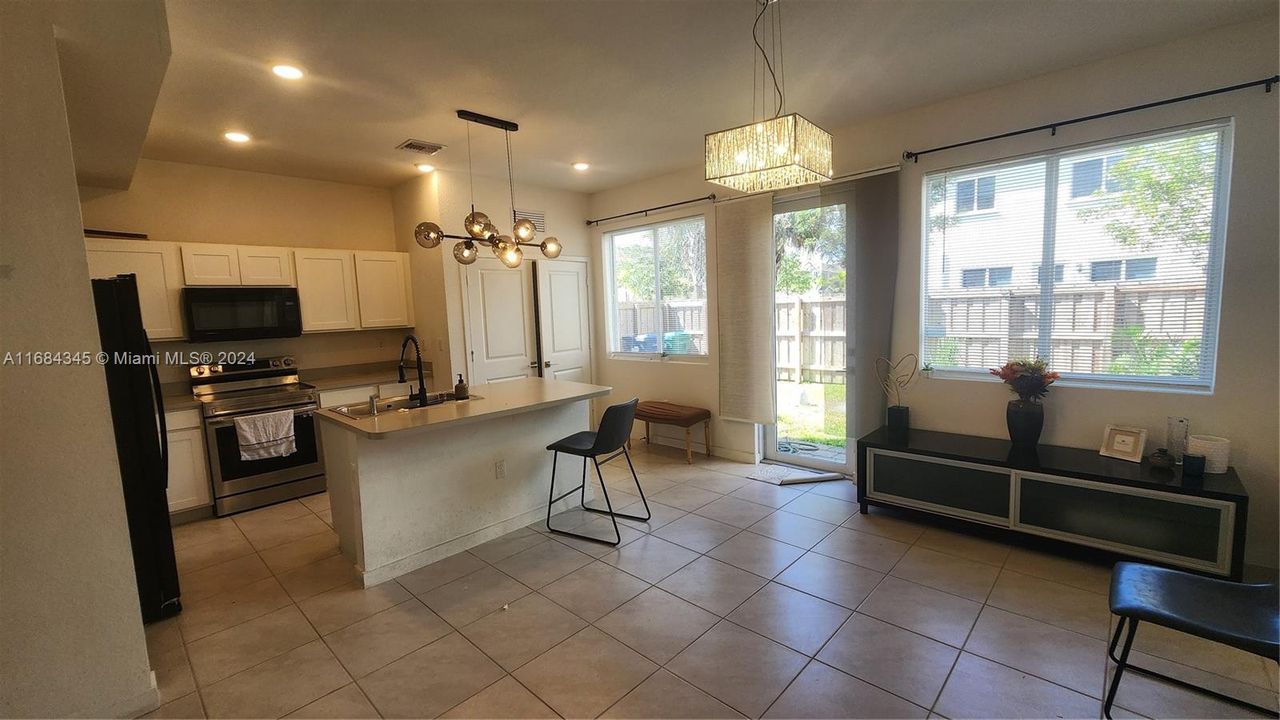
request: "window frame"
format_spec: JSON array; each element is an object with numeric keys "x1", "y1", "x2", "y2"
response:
[
  {"x1": 954, "y1": 174, "x2": 998, "y2": 215},
  {"x1": 918, "y1": 120, "x2": 1233, "y2": 394},
  {"x1": 602, "y1": 214, "x2": 710, "y2": 363}
]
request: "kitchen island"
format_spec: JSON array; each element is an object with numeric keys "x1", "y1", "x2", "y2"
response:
[{"x1": 316, "y1": 377, "x2": 611, "y2": 585}]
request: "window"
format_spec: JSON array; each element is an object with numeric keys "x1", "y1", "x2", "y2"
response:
[
  {"x1": 955, "y1": 176, "x2": 996, "y2": 213},
  {"x1": 604, "y1": 216, "x2": 707, "y2": 358},
  {"x1": 921, "y1": 122, "x2": 1230, "y2": 391}
]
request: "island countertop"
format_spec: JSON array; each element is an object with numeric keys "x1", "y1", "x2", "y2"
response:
[{"x1": 316, "y1": 377, "x2": 611, "y2": 439}]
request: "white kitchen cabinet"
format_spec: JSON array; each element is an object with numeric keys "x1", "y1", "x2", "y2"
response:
[
  {"x1": 164, "y1": 409, "x2": 211, "y2": 513},
  {"x1": 295, "y1": 249, "x2": 360, "y2": 332},
  {"x1": 238, "y1": 246, "x2": 295, "y2": 286},
  {"x1": 85, "y1": 238, "x2": 185, "y2": 339},
  {"x1": 354, "y1": 251, "x2": 414, "y2": 328},
  {"x1": 180, "y1": 243, "x2": 242, "y2": 285}
]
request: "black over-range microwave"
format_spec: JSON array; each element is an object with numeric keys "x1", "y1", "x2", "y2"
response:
[{"x1": 182, "y1": 287, "x2": 303, "y2": 342}]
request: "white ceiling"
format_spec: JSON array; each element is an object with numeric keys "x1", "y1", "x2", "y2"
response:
[{"x1": 143, "y1": 0, "x2": 1274, "y2": 193}]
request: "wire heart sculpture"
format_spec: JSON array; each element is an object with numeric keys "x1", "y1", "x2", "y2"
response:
[{"x1": 875, "y1": 353, "x2": 919, "y2": 407}]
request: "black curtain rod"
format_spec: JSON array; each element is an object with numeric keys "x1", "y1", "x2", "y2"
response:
[
  {"x1": 585, "y1": 194, "x2": 716, "y2": 226},
  {"x1": 902, "y1": 74, "x2": 1279, "y2": 163}
]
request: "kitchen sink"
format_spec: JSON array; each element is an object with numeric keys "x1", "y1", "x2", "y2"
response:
[{"x1": 333, "y1": 392, "x2": 481, "y2": 418}]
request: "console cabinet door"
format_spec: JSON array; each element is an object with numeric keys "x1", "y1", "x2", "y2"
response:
[
  {"x1": 181, "y1": 243, "x2": 242, "y2": 285},
  {"x1": 295, "y1": 249, "x2": 359, "y2": 332},
  {"x1": 238, "y1": 246, "x2": 295, "y2": 286},
  {"x1": 85, "y1": 238, "x2": 185, "y2": 339},
  {"x1": 866, "y1": 448, "x2": 1012, "y2": 525},
  {"x1": 354, "y1": 251, "x2": 413, "y2": 328},
  {"x1": 166, "y1": 425, "x2": 211, "y2": 513}
]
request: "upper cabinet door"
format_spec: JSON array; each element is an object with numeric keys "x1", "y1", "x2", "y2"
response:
[
  {"x1": 181, "y1": 244, "x2": 242, "y2": 285},
  {"x1": 295, "y1": 249, "x2": 359, "y2": 332},
  {"x1": 85, "y1": 239, "x2": 185, "y2": 339},
  {"x1": 238, "y1": 246, "x2": 295, "y2": 286},
  {"x1": 353, "y1": 251, "x2": 414, "y2": 328}
]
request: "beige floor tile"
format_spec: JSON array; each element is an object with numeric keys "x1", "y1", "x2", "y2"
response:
[
  {"x1": 283, "y1": 683, "x2": 380, "y2": 719},
  {"x1": 658, "y1": 556, "x2": 769, "y2": 616},
  {"x1": 277, "y1": 554, "x2": 359, "y2": 601},
  {"x1": 936, "y1": 652, "x2": 1100, "y2": 719},
  {"x1": 684, "y1": 472, "x2": 752, "y2": 495},
  {"x1": 987, "y1": 570, "x2": 1111, "y2": 640},
  {"x1": 143, "y1": 692, "x2": 205, "y2": 719},
  {"x1": 237, "y1": 512, "x2": 332, "y2": 552},
  {"x1": 470, "y1": 527, "x2": 549, "y2": 564},
  {"x1": 617, "y1": 501, "x2": 687, "y2": 532},
  {"x1": 201, "y1": 639, "x2": 350, "y2": 719},
  {"x1": 175, "y1": 532, "x2": 256, "y2": 575},
  {"x1": 841, "y1": 507, "x2": 928, "y2": 544},
  {"x1": 187, "y1": 605, "x2": 318, "y2": 686},
  {"x1": 748, "y1": 510, "x2": 837, "y2": 549},
  {"x1": 708, "y1": 531, "x2": 806, "y2": 578},
  {"x1": 539, "y1": 560, "x2": 650, "y2": 622},
  {"x1": 964, "y1": 606, "x2": 1106, "y2": 697},
  {"x1": 316, "y1": 508, "x2": 333, "y2": 526},
  {"x1": 152, "y1": 645, "x2": 196, "y2": 704},
  {"x1": 890, "y1": 545, "x2": 1000, "y2": 602},
  {"x1": 549, "y1": 515, "x2": 645, "y2": 556},
  {"x1": 602, "y1": 668, "x2": 743, "y2": 719},
  {"x1": 1132, "y1": 622, "x2": 1273, "y2": 689},
  {"x1": 729, "y1": 481, "x2": 807, "y2": 509},
  {"x1": 324, "y1": 599, "x2": 452, "y2": 677},
  {"x1": 649, "y1": 484, "x2": 723, "y2": 512},
  {"x1": 654, "y1": 513, "x2": 741, "y2": 552},
  {"x1": 601, "y1": 534, "x2": 699, "y2": 583},
  {"x1": 775, "y1": 552, "x2": 886, "y2": 610},
  {"x1": 728, "y1": 582, "x2": 851, "y2": 655},
  {"x1": 514, "y1": 626, "x2": 658, "y2": 719},
  {"x1": 233, "y1": 499, "x2": 313, "y2": 524},
  {"x1": 179, "y1": 576, "x2": 293, "y2": 641},
  {"x1": 781, "y1": 493, "x2": 858, "y2": 525},
  {"x1": 817, "y1": 613, "x2": 958, "y2": 708},
  {"x1": 667, "y1": 620, "x2": 807, "y2": 717},
  {"x1": 298, "y1": 492, "x2": 330, "y2": 514},
  {"x1": 494, "y1": 537, "x2": 593, "y2": 589},
  {"x1": 460, "y1": 592, "x2": 586, "y2": 671},
  {"x1": 146, "y1": 616, "x2": 185, "y2": 656},
  {"x1": 1003, "y1": 547, "x2": 1111, "y2": 595},
  {"x1": 259, "y1": 530, "x2": 341, "y2": 575},
  {"x1": 298, "y1": 579, "x2": 412, "y2": 635},
  {"x1": 765, "y1": 659, "x2": 928, "y2": 719},
  {"x1": 812, "y1": 526, "x2": 909, "y2": 573},
  {"x1": 1107, "y1": 653, "x2": 1279, "y2": 718},
  {"x1": 858, "y1": 576, "x2": 982, "y2": 647},
  {"x1": 808, "y1": 480, "x2": 860, "y2": 502},
  {"x1": 420, "y1": 566, "x2": 532, "y2": 627},
  {"x1": 179, "y1": 553, "x2": 273, "y2": 603},
  {"x1": 441, "y1": 675, "x2": 558, "y2": 718},
  {"x1": 358, "y1": 633, "x2": 504, "y2": 718},
  {"x1": 693, "y1": 495, "x2": 774, "y2": 528},
  {"x1": 172, "y1": 517, "x2": 246, "y2": 551},
  {"x1": 395, "y1": 551, "x2": 486, "y2": 596},
  {"x1": 596, "y1": 587, "x2": 719, "y2": 664},
  {"x1": 915, "y1": 527, "x2": 1011, "y2": 567}
]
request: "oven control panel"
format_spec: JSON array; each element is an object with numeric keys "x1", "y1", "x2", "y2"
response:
[{"x1": 190, "y1": 355, "x2": 296, "y2": 378}]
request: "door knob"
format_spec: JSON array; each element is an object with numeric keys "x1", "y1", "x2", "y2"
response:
[
  {"x1": 528, "y1": 361, "x2": 538, "y2": 369},
  {"x1": 544, "y1": 361, "x2": 552, "y2": 368}
]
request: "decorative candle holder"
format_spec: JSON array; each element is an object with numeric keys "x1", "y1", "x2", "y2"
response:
[{"x1": 1165, "y1": 417, "x2": 1189, "y2": 463}]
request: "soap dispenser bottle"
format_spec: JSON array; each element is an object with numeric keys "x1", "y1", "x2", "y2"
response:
[{"x1": 453, "y1": 373, "x2": 469, "y2": 400}]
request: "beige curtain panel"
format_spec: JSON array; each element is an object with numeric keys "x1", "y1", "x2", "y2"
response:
[{"x1": 716, "y1": 194, "x2": 776, "y2": 424}]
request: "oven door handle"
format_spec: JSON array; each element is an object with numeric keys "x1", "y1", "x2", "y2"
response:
[{"x1": 206, "y1": 405, "x2": 318, "y2": 427}]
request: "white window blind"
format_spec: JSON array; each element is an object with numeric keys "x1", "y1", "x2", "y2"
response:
[
  {"x1": 604, "y1": 216, "x2": 708, "y2": 358},
  {"x1": 921, "y1": 122, "x2": 1230, "y2": 392}
]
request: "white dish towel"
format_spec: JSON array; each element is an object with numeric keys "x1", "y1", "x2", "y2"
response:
[{"x1": 234, "y1": 409, "x2": 297, "y2": 461}]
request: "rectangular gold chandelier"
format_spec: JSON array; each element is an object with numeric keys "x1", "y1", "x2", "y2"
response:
[{"x1": 705, "y1": 113, "x2": 833, "y2": 193}]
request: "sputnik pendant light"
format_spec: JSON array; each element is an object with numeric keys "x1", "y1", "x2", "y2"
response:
[
  {"x1": 704, "y1": 0, "x2": 832, "y2": 193},
  {"x1": 414, "y1": 110, "x2": 562, "y2": 268}
]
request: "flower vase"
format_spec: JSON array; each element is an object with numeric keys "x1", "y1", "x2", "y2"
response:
[{"x1": 1006, "y1": 398, "x2": 1043, "y2": 446}]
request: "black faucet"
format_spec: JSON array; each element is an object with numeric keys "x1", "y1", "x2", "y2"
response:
[{"x1": 397, "y1": 335, "x2": 429, "y2": 407}]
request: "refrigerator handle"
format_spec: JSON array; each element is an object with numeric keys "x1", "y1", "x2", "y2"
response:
[{"x1": 145, "y1": 339, "x2": 169, "y2": 486}]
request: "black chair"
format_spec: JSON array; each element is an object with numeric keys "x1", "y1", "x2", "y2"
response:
[
  {"x1": 1104, "y1": 561, "x2": 1279, "y2": 719},
  {"x1": 545, "y1": 398, "x2": 651, "y2": 545}
]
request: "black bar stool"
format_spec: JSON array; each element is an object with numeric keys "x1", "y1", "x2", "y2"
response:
[{"x1": 545, "y1": 398, "x2": 651, "y2": 545}]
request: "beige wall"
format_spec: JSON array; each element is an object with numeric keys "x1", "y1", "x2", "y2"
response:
[
  {"x1": 80, "y1": 158, "x2": 396, "y2": 249},
  {"x1": 587, "y1": 17, "x2": 1280, "y2": 567},
  {"x1": 0, "y1": 2, "x2": 158, "y2": 716}
]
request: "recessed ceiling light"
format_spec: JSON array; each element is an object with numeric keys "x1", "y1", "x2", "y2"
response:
[
  {"x1": 416, "y1": 163, "x2": 435, "y2": 173},
  {"x1": 272, "y1": 64, "x2": 304, "y2": 80},
  {"x1": 223, "y1": 131, "x2": 251, "y2": 143},
  {"x1": 572, "y1": 162, "x2": 590, "y2": 171}
]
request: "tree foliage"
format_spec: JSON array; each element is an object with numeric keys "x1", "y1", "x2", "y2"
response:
[
  {"x1": 613, "y1": 221, "x2": 706, "y2": 302},
  {"x1": 1107, "y1": 325, "x2": 1201, "y2": 377},
  {"x1": 774, "y1": 206, "x2": 846, "y2": 296}
]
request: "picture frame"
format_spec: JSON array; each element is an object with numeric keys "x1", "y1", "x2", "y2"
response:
[{"x1": 1100, "y1": 424, "x2": 1148, "y2": 462}]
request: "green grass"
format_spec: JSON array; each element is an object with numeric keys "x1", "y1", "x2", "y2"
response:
[{"x1": 777, "y1": 382, "x2": 847, "y2": 449}]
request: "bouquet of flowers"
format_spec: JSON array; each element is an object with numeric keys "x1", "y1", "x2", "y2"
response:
[{"x1": 990, "y1": 358, "x2": 1060, "y2": 401}]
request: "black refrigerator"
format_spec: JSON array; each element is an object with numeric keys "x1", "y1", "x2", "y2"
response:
[{"x1": 92, "y1": 273, "x2": 182, "y2": 623}]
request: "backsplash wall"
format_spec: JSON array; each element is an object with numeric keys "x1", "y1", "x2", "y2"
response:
[{"x1": 152, "y1": 328, "x2": 413, "y2": 384}]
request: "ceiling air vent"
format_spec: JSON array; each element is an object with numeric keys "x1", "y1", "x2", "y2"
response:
[
  {"x1": 515, "y1": 209, "x2": 546, "y2": 233},
  {"x1": 396, "y1": 138, "x2": 445, "y2": 156}
]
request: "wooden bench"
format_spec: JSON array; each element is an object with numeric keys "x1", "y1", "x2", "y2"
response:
[{"x1": 634, "y1": 401, "x2": 712, "y2": 464}]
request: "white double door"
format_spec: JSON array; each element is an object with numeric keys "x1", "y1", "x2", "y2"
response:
[{"x1": 464, "y1": 256, "x2": 592, "y2": 385}]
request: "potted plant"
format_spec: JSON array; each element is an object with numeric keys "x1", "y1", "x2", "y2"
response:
[{"x1": 990, "y1": 358, "x2": 1060, "y2": 445}]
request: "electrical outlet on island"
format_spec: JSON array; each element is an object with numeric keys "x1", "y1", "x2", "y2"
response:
[{"x1": 495, "y1": 459, "x2": 506, "y2": 479}]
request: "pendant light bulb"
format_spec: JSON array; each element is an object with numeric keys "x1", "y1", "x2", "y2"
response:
[
  {"x1": 464, "y1": 211, "x2": 491, "y2": 239},
  {"x1": 453, "y1": 241, "x2": 478, "y2": 265},
  {"x1": 414, "y1": 221, "x2": 443, "y2": 249},
  {"x1": 513, "y1": 218, "x2": 537, "y2": 242},
  {"x1": 499, "y1": 244, "x2": 523, "y2": 268},
  {"x1": 540, "y1": 237, "x2": 562, "y2": 258}
]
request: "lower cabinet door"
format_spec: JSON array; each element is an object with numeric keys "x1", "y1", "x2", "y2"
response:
[
  {"x1": 866, "y1": 449, "x2": 1012, "y2": 524},
  {"x1": 1015, "y1": 472, "x2": 1233, "y2": 575},
  {"x1": 167, "y1": 426, "x2": 212, "y2": 513}
]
